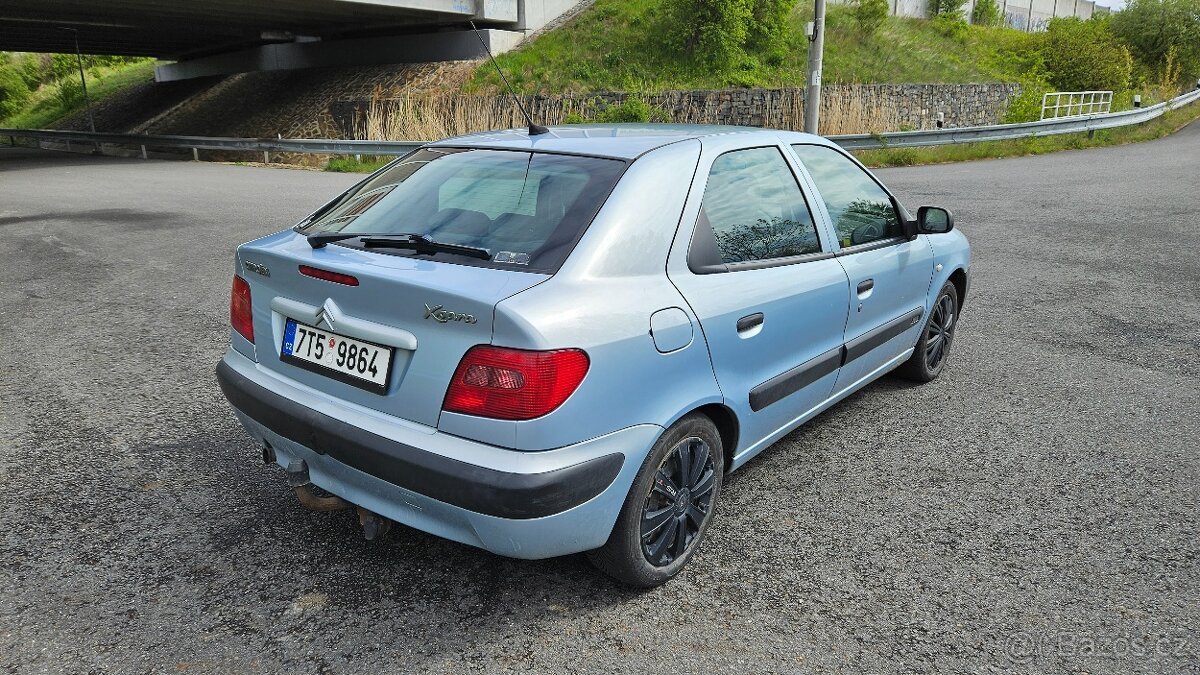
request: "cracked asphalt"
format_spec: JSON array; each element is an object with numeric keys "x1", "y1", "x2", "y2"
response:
[{"x1": 1, "y1": 122, "x2": 1198, "y2": 674}]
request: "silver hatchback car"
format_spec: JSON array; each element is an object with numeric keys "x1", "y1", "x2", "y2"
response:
[{"x1": 217, "y1": 125, "x2": 970, "y2": 586}]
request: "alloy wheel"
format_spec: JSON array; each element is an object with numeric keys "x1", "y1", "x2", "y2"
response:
[
  {"x1": 640, "y1": 436, "x2": 716, "y2": 567},
  {"x1": 925, "y1": 293, "x2": 956, "y2": 370}
]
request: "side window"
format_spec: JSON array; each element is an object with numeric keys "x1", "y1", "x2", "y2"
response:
[
  {"x1": 699, "y1": 147, "x2": 822, "y2": 264},
  {"x1": 791, "y1": 144, "x2": 902, "y2": 248}
]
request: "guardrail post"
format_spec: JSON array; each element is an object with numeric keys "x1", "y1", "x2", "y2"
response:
[
  {"x1": 192, "y1": 147, "x2": 199, "y2": 161},
  {"x1": 8, "y1": 135, "x2": 14, "y2": 147},
  {"x1": 263, "y1": 151, "x2": 270, "y2": 164},
  {"x1": 66, "y1": 140, "x2": 71, "y2": 152},
  {"x1": 140, "y1": 145, "x2": 147, "y2": 160}
]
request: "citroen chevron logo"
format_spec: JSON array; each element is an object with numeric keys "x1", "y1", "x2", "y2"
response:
[{"x1": 315, "y1": 300, "x2": 337, "y2": 330}]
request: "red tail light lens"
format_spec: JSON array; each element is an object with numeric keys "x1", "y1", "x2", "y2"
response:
[
  {"x1": 230, "y1": 275, "x2": 254, "y2": 343},
  {"x1": 443, "y1": 346, "x2": 589, "y2": 421},
  {"x1": 299, "y1": 265, "x2": 359, "y2": 286}
]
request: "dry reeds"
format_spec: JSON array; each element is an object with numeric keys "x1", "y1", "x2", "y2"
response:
[{"x1": 357, "y1": 86, "x2": 905, "y2": 141}]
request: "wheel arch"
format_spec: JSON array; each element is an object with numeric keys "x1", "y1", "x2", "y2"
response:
[
  {"x1": 689, "y1": 403, "x2": 740, "y2": 472},
  {"x1": 948, "y1": 267, "x2": 968, "y2": 310}
]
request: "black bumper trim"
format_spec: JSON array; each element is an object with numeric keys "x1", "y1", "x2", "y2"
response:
[{"x1": 216, "y1": 360, "x2": 624, "y2": 520}]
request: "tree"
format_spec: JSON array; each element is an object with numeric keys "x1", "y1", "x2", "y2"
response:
[
  {"x1": 665, "y1": 0, "x2": 796, "y2": 65},
  {"x1": 0, "y1": 66, "x2": 31, "y2": 120},
  {"x1": 1042, "y1": 17, "x2": 1133, "y2": 92},
  {"x1": 971, "y1": 0, "x2": 1003, "y2": 27},
  {"x1": 1110, "y1": 0, "x2": 1200, "y2": 83},
  {"x1": 853, "y1": 0, "x2": 891, "y2": 34},
  {"x1": 929, "y1": 0, "x2": 967, "y2": 18}
]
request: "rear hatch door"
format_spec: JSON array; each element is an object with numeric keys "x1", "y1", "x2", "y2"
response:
[{"x1": 238, "y1": 232, "x2": 546, "y2": 428}]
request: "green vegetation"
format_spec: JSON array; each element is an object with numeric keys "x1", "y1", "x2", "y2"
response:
[
  {"x1": 468, "y1": 0, "x2": 1200, "y2": 128},
  {"x1": 1111, "y1": 0, "x2": 1200, "y2": 89},
  {"x1": 325, "y1": 156, "x2": 394, "y2": 173},
  {"x1": 971, "y1": 0, "x2": 1003, "y2": 28},
  {"x1": 468, "y1": 0, "x2": 1055, "y2": 92},
  {"x1": 0, "y1": 53, "x2": 155, "y2": 128},
  {"x1": 1043, "y1": 17, "x2": 1132, "y2": 92},
  {"x1": 855, "y1": 99, "x2": 1200, "y2": 167},
  {"x1": 851, "y1": 0, "x2": 891, "y2": 35}
]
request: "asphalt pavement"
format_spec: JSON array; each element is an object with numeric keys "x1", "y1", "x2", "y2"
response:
[{"x1": 1, "y1": 125, "x2": 1198, "y2": 674}]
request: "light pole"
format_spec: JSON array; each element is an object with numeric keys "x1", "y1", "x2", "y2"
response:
[
  {"x1": 804, "y1": 0, "x2": 826, "y2": 134},
  {"x1": 58, "y1": 27, "x2": 96, "y2": 134}
]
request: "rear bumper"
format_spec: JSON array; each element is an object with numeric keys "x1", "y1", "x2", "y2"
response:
[{"x1": 216, "y1": 349, "x2": 658, "y2": 558}]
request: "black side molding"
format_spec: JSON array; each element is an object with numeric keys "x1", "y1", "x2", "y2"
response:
[
  {"x1": 215, "y1": 361, "x2": 624, "y2": 520},
  {"x1": 843, "y1": 307, "x2": 924, "y2": 365},
  {"x1": 749, "y1": 347, "x2": 842, "y2": 412}
]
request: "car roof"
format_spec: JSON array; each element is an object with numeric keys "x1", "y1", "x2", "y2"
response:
[{"x1": 426, "y1": 124, "x2": 833, "y2": 160}]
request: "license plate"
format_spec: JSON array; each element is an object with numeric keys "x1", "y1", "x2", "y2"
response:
[{"x1": 280, "y1": 319, "x2": 393, "y2": 392}]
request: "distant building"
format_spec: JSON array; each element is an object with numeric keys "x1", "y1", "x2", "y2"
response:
[{"x1": 836, "y1": 0, "x2": 1109, "y2": 31}]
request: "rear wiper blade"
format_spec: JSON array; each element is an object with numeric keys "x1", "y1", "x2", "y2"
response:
[
  {"x1": 307, "y1": 231, "x2": 365, "y2": 249},
  {"x1": 362, "y1": 234, "x2": 492, "y2": 261},
  {"x1": 307, "y1": 231, "x2": 492, "y2": 260}
]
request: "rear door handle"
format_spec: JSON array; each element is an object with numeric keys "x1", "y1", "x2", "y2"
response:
[
  {"x1": 736, "y1": 312, "x2": 764, "y2": 334},
  {"x1": 857, "y1": 279, "x2": 875, "y2": 295}
]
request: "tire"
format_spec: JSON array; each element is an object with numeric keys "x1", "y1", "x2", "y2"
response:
[
  {"x1": 587, "y1": 413, "x2": 725, "y2": 588},
  {"x1": 896, "y1": 280, "x2": 959, "y2": 382}
]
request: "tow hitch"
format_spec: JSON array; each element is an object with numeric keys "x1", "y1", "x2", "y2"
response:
[{"x1": 280, "y1": 454, "x2": 394, "y2": 540}]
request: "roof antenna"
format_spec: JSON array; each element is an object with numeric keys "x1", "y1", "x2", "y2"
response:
[{"x1": 469, "y1": 20, "x2": 549, "y2": 136}]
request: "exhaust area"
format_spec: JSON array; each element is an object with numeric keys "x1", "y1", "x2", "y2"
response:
[{"x1": 280, "y1": 455, "x2": 394, "y2": 537}]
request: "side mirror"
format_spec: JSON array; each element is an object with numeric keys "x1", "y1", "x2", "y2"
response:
[{"x1": 916, "y1": 206, "x2": 954, "y2": 234}]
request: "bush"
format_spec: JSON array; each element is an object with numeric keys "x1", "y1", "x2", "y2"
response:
[
  {"x1": 1042, "y1": 17, "x2": 1133, "y2": 92},
  {"x1": 0, "y1": 67, "x2": 31, "y2": 119},
  {"x1": 1111, "y1": 0, "x2": 1200, "y2": 84},
  {"x1": 971, "y1": 0, "x2": 1003, "y2": 27},
  {"x1": 932, "y1": 14, "x2": 970, "y2": 39},
  {"x1": 663, "y1": 0, "x2": 796, "y2": 66},
  {"x1": 594, "y1": 97, "x2": 653, "y2": 122},
  {"x1": 852, "y1": 0, "x2": 890, "y2": 34},
  {"x1": 929, "y1": 0, "x2": 966, "y2": 18},
  {"x1": 53, "y1": 76, "x2": 82, "y2": 109},
  {"x1": 17, "y1": 53, "x2": 52, "y2": 89}
]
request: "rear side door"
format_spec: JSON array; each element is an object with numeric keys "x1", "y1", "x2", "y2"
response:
[
  {"x1": 790, "y1": 144, "x2": 934, "y2": 391},
  {"x1": 667, "y1": 139, "x2": 850, "y2": 465}
]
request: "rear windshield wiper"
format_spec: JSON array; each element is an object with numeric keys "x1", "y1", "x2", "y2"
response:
[
  {"x1": 307, "y1": 231, "x2": 491, "y2": 260},
  {"x1": 363, "y1": 234, "x2": 492, "y2": 260}
]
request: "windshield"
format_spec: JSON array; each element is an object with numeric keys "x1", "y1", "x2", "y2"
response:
[{"x1": 297, "y1": 148, "x2": 627, "y2": 272}]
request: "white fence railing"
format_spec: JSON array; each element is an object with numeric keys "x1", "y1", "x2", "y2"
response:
[{"x1": 1041, "y1": 91, "x2": 1113, "y2": 120}]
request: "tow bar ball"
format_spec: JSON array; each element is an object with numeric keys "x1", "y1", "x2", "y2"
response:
[{"x1": 272, "y1": 450, "x2": 395, "y2": 540}]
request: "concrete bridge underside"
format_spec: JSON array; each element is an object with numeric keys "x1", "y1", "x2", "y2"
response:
[{"x1": 0, "y1": 0, "x2": 579, "y2": 81}]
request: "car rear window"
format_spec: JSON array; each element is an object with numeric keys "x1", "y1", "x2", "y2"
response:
[{"x1": 297, "y1": 148, "x2": 626, "y2": 273}]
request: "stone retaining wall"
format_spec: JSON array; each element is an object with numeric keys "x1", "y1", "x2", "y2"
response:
[{"x1": 330, "y1": 83, "x2": 1021, "y2": 139}]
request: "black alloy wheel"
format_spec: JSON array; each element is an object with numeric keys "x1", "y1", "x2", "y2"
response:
[
  {"x1": 588, "y1": 413, "x2": 725, "y2": 588},
  {"x1": 640, "y1": 436, "x2": 716, "y2": 567},
  {"x1": 924, "y1": 292, "x2": 956, "y2": 370}
]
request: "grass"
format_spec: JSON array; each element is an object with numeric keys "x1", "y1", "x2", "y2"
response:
[
  {"x1": 325, "y1": 156, "x2": 394, "y2": 173},
  {"x1": 467, "y1": 0, "x2": 1045, "y2": 94},
  {"x1": 853, "y1": 99, "x2": 1200, "y2": 167},
  {"x1": 1, "y1": 59, "x2": 157, "y2": 129}
]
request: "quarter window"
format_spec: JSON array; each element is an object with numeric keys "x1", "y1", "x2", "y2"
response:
[
  {"x1": 699, "y1": 147, "x2": 821, "y2": 264},
  {"x1": 791, "y1": 144, "x2": 902, "y2": 248}
]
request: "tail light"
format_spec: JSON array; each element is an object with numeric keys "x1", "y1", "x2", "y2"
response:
[
  {"x1": 230, "y1": 275, "x2": 254, "y2": 343},
  {"x1": 443, "y1": 346, "x2": 589, "y2": 421}
]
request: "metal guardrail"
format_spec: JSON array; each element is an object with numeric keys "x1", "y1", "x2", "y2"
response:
[
  {"x1": 834, "y1": 88, "x2": 1200, "y2": 150},
  {"x1": 0, "y1": 129, "x2": 425, "y2": 159},
  {"x1": 4, "y1": 88, "x2": 1199, "y2": 158}
]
